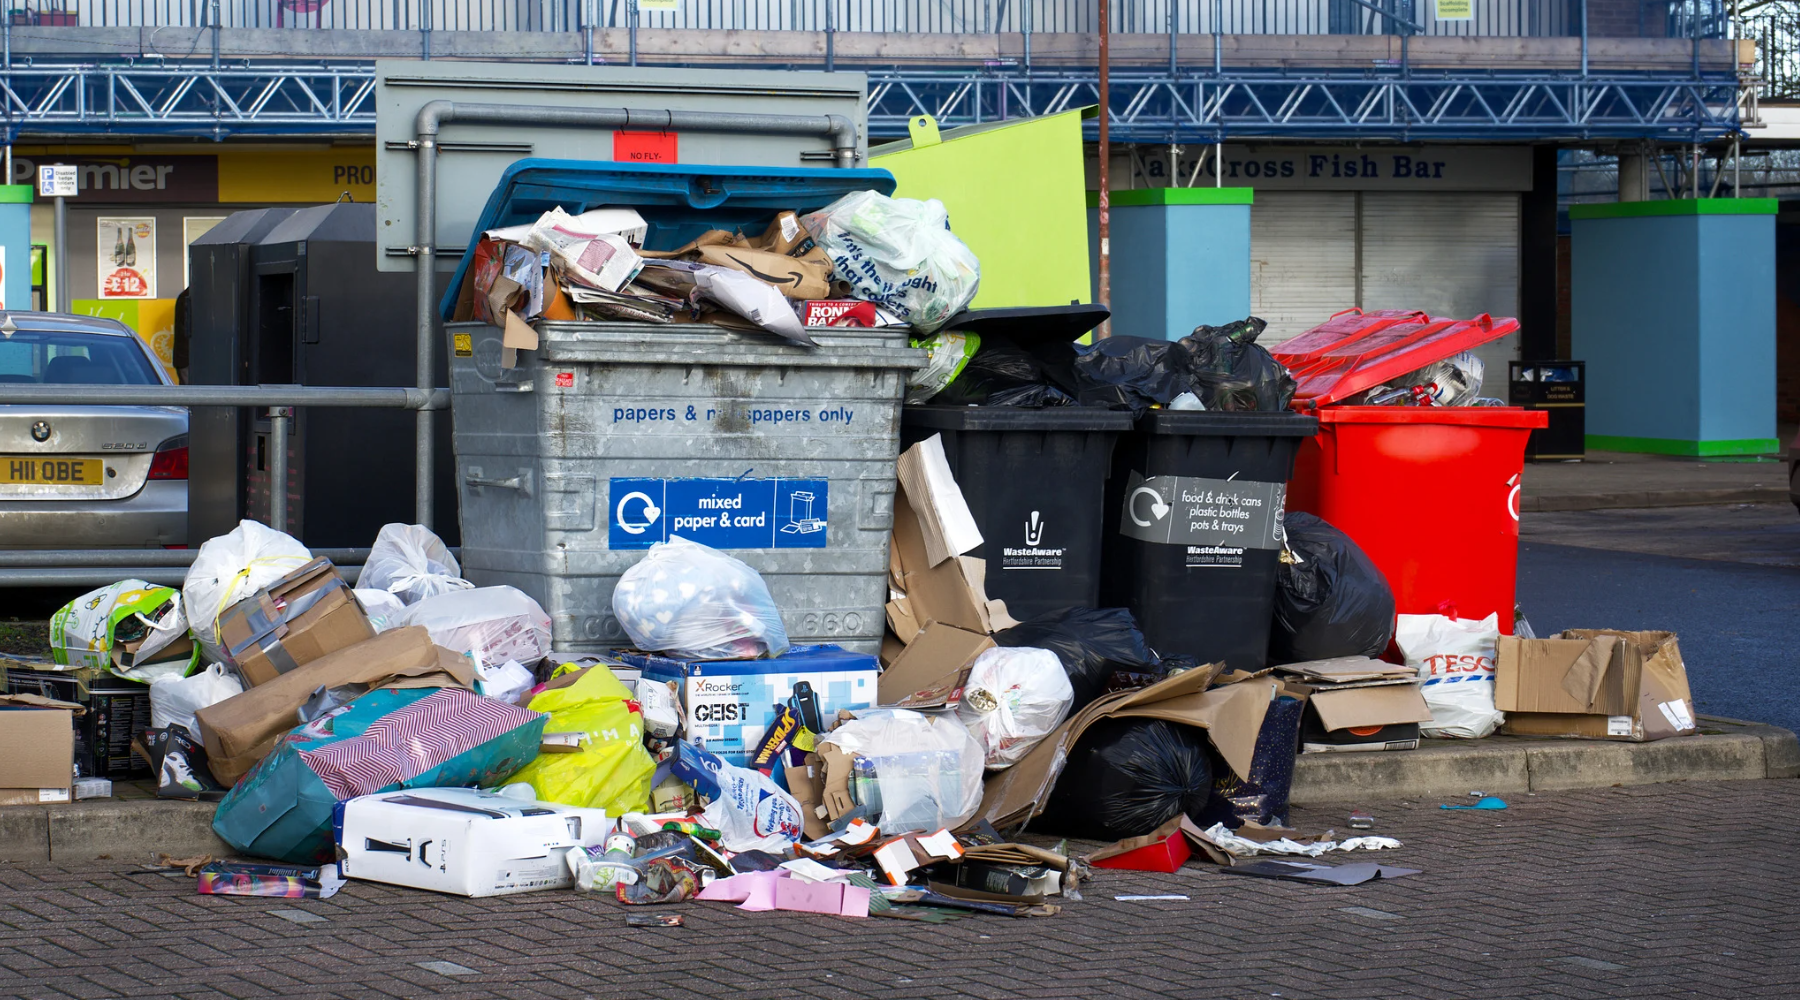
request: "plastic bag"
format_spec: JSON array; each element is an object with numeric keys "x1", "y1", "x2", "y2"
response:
[
  {"x1": 1195, "y1": 695, "x2": 1304, "y2": 829},
  {"x1": 1035, "y1": 718, "x2": 1213, "y2": 841},
  {"x1": 1073, "y1": 336, "x2": 1195, "y2": 414},
  {"x1": 995, "y1": 607, "x2": 1160, "y2": 714},
  {"x1": 612, "y1": 537, "x2": 789, "y2": 659},
  {"x1": 149, "y1": 663, "x2": 244, "y2": 732},
  {"x1": 393, "y1": 586, "x2": 553, "y2": 670},
  {"x1": 50, "y1": 579, "x2": 194, "y2": 680},
  {"x1": 353, "y1": 589, "x2": 407, "y2": 631},
  {"x1": 1271, "y1": 513, "x2": 1396, "y2": 663},
  {"x1": 358, "y1": 523, "x2": 472, "y2": 605},
  {"x1": 1396, "y1": 612, "x2": 1503, "y2": 739},
  {"x1": 1177, "y1": 317, "x2": 1296, "y2": 412},
  {"x1": 668, "y1": 741, "x2": 803, "y2": 853},
  {"x1": 184, "y1": 520, "x2": 312, "y2": 665},
  {"x1": 821, "y1": 708, "x2": 985, "y2": 832},
  {"x1": 800, "y1": 190, "x2": 980, "y2": 334},
  {"x1": 906, "y1": 332, "x2": 981, "y2": 403},
  {"x1": 505, "y1": 665, "x2": 657, "y2": 816},
  {"x1": 955, "y1": 647, "x2": 1073, "y2": 770}
]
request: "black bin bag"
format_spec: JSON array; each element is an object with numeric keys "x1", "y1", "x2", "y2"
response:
[
  {"x1": 1034, "y1": 718, "x2": 1213, "y2": 841},
  {"x1": 994, "y1": 607, "x2": 1159, "y2": 714},
  {"x1": 1270, "y1": 512, "x2": 1396, "y2": 663}
]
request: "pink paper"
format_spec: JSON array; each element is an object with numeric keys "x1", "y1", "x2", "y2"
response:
[
  {"x1": 696, "y1": 870, "x2": 787, "y2": 911},
  {"x1": 838, "y1": 885, "x2": 871, "y2": 919},
  {"x1": 774, "y1": 877, "x2": 851, "y2": 915}
]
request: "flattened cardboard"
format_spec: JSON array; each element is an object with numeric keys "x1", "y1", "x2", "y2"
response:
[
  {"x1": 218, "y1": 559, "x2": 376, "y2": 688},
  {"x1": 1275, "y1": 657, "x2": 1417, "y2": 684},
  {"x1": 890, "y1": 490, "x2": 1013, "y2": 635},
  {"x1": 782, "y1": 753, "x2": 832, "y2": 841},
  {"x1": 878, "y1": 622, "x2": 993, "y2": 709},
  {"x1": 974, "y1": 666, "x2": 1269, "y2": 832},
  {"x1": 816, "y1": 744, "x2": 857, "y2": 822},
  {"x1": 895, "y1": 436, "x2": 984, "y2": 568},
  {"x1": 195, "y1": 626, "x2": 472, "y2": 785},
  {"x1": 0, "y1": 702, "x2": 76, "y2": 801},
  {"x1": 1306, "y1": 683, "x2": 1433, "y2": 732}
]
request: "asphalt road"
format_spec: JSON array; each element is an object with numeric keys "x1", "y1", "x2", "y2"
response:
[{"x1": 1518, "y1": 504, "x2": 1800, "y2": 735}]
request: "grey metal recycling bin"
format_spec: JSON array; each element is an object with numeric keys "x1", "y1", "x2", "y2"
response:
[{"x1": 446, "y1": 320, "x2": 922, "y2": 654}]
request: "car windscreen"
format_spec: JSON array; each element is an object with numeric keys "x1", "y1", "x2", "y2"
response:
[{"x1": 0, "y1": 330, "x2": 162, "y2": 385}]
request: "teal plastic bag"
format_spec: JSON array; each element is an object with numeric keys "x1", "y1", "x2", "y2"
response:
[{"x1": 213, "y1": 686, "x2": 546, "y2": 863}]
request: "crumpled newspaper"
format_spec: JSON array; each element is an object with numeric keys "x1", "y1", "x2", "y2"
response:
[{"x1": 1198, "y1": 822, "x2": 1402, "y2": 858}]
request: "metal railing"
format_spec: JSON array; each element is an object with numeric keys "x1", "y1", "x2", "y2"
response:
[
  {"x1": 0, "y1": 383, "x2": 444, "y2": 587},
  {"x1": 56, "y1": 0, "x2": 1731, "y2": 36},
  {"x1": 1748, "y1": 8, "x2": 1800, "y2": 99}
]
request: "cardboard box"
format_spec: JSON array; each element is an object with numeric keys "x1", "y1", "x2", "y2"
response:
[
  {"x1": 623, "y1": 645, "x2": 879, "y2": 767},
  {"x1": 337, "y1": 787, "x2": 611, "y2": 897},
  {"x1": 877, "y1": 622, "x2": 992, "y2": 709},
  {"x1": 3, "y1": 667, "x2": 150, "y2": 778},
  {"x1": 1294, "y1": 681, "x2": 1432, "y2": 754},
  {"x1": 1496, "y1": 630, "x2": 1696, "y2": 741},
  {"x1": 0, "y1": 694, "x2": 81, "y2": 805},
  {"x1": 218, "y1": 558, "x2": 375, "y2": 688},
  {"x1": 195, "y1": 626, "x2": 473, "y2": 786}
]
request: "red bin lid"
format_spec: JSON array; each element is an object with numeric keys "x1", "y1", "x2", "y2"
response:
[{"x1": 1273, "y1": 312, "x2": 1522, "y2": 408}]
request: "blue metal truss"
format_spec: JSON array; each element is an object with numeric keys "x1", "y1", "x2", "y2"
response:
[{"x1": 0, "y1": 61, "x2": 1747, "y2": 142}]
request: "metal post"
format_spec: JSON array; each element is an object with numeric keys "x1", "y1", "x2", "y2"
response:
[
  {"x1": 1168, "y1": 0, "x2": 1177, "y2": 78},
  {"x1": 1213, "y1": 0, "x2": 1222, "y2": 75},
  {"x1": 269, "y1": 407, "x2": 289, "y2": 533},
  {"x1": 1215, "y1": 140, "x2": 1222, "y2": 186},
  {"x1": 422, "y1": 0, "x2": 432, "y2": 60},
  {"x1": 4, "y1": 10, "x2": 10, "y2": 71},
  {"x1": 629, "y1": 0, "x2": 639, "y2": 66},
  {"x1": 825, "y1": 0, "x2": 835, "y2": 72},
  {"x1": 1096, "y1": 0, "x2": 1111, "y2": 336},
  {"x1": 53, "y1": 193, "x2": 67, "y2": 313},
  {"x1": 585, "y1": 0, "x2": 596, "y2": 64},
  {"x1": 210, "y1": 0, "x2": 221, "y2": 71},
  {"x1": 1023, "y1": 0, "x2": 1031, "y2": 71},
  {"x1": 1692, "y1": 142, "x2": 1700, "y2": 198},
  {"x1": 1733, "y1": 134, "x2": 1740, "y2": 195},
  {"x1": 1579, "y1": 0, "x2": 1588, "y2": 78}
]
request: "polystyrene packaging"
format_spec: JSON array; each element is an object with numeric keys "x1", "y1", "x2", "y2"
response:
[
  {"x1": 183, "y1": 520, "x2": 312, "y2": 664},
  {"x1": 358, "y1": 523, "x2": 473, "y2": 605},
  {"x1": 1396, "y1": 612, "x2": 1504, "y2": 739},
  {"x1": 821, "y1": 709, "x2": 985, "y2": 832},
  {"x1": 955, "y1": 646, "x2": 1073, "y2": 770},
  {"x1": 612, "y1": 537, "x2": 789, "y2": 659},
  {"x1": 801, "y1": 191, "x2": 980, "y2": 334},
  {"x1": 394, "y1": 586, "x2": 554, "y2": 669}
]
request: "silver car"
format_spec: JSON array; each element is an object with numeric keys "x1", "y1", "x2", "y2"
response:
[{"x1": 0, "y1": 312, "x2": 186, "y2": 549}]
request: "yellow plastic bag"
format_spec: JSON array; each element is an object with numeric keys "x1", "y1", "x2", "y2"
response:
[{"x1": 506, "y1": 665, "x2": 655, "y2": 815}]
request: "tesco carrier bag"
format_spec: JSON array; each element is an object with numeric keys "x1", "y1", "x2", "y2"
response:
[{"x1": 1396, "y1": 612, "x2": 1503, "y2": 739}]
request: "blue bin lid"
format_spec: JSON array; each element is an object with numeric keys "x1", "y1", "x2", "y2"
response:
[{"x1": 442, "y1": 159, "x2": 897, "y2": 319}]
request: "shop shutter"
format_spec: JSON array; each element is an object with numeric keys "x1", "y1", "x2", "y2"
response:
[
  {"x1": 1360, "y1": 192, "x2": 1522, "y2": 385},
  {"x1": 1250, "y1": 191, "x2": 1358, "y2": 346}
]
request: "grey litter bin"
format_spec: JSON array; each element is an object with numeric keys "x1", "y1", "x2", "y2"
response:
[{"x1": 446, "y1": 320, "x2": 922, "y2": 655}]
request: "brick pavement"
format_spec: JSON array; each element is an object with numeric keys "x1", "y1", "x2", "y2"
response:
[{"x1": 1, "y1": 780, "x2": 1798, "y2": 1000}]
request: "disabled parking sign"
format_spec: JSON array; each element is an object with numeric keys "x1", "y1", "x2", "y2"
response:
[{"x1": 609, "y1": 476, "x2": 829, "y2": 550}]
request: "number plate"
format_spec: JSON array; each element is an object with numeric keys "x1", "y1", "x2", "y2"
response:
[{"x1": 0, "y1": 456, "x2": 104, "y2": 485}]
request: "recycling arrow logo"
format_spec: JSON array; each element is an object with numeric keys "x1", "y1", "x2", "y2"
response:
[
  {"x1": 615, "y1": 491, "x2": 662, "y2": 534},
  {"x1": 1129, "y1": 486, "x2": 1171, "y2": 527}
]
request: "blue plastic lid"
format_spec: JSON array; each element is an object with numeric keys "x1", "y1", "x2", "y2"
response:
[{"x1": 442, "y1": 159, "x2": 897, "y2": 319}]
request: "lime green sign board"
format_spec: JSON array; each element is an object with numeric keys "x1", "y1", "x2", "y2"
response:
[{"x1": 872, "y1": 111, "x2": 1091, "y2": 309}]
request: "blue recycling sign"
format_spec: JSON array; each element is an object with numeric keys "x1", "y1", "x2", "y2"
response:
[{"x1": 609, "y1": 477, "x2": 830, "y2": 550}]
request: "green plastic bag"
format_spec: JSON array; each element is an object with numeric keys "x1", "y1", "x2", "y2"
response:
[
  {"x1": 49, "y1": 579, "x2": 197, "y2": 680},
  {"x1": 506, "y1": 665, "x2": 656, "y2": 816}
]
